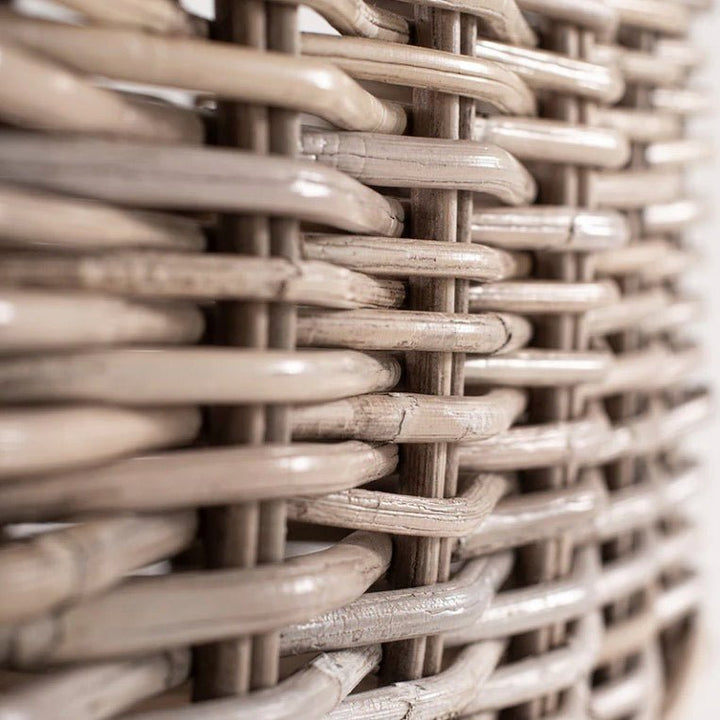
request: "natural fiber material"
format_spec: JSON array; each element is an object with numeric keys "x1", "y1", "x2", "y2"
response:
[{"x1": 0, "y1": 0, "x2": 710, "y2": 718}]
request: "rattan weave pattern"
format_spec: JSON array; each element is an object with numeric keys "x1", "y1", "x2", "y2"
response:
[{"x1": 0, "y1": 0, "x2": 710, "y2": 718}]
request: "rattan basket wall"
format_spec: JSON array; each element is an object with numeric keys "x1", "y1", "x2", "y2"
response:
[{"x1": 0, "y1": 0, "x2": 711, "y2": 718}]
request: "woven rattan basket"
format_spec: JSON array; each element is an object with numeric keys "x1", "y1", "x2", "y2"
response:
[{"x1": 0, "y1": 0, "x2": 711, "y2": 717}]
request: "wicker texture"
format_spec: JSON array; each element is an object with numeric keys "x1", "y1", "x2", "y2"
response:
[{"x1": 0, "y1": 0, "x2": 710, "y2": 718}]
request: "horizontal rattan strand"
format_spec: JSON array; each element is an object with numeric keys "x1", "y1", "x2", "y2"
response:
[
  {"x1": 0, "y1": 406, "x2": 200, "y2": 480},
  {"x1": 474, "y1": 40, "x2": 624, "y2": 103},
  {"x1": 328, "y1": 614, "x2": 600, "y2": 718},
  {"x1": 591, "y1": 43, "x2": 687, "y2": 87},
  {"x1": 473, "y1": 117, "x2": 630, "y2": 167},
  {"x1": 652, "y1": 86, "x2": 710, "y2": 115},
  {"x1": 292, "y1": 388, "x2": 526, "y2": 442},
  {"x1": 0, "y1": 652, "x2": 189, "y2": 720},
  {"x1": 605, "y1": 0, "x2": 690, "y2": 34},
  {"x1": 301, "y1": 33, "x2": 536, "y2": 115},
  {"x1": 0, "y1": 42, "x2": 203, "y2": 144},
  {"x1": 585, "y1": 287, "x2": 670, "y2": 336},
  {"x1": 296, "y1": 309, "x2": 531, "y2": 352},
  {"x1": 281, "y1": 553, "x2": 512, "y2": 654},
  {"x1": 446, "y1": 546, "x2": 598, "y2": 645},
  {"x1": 0, "y1": 349, "x2": 400, "y2": 405},
  {"x1": 0, "y1": 513, "x2": 195, "y2": 624},
  {"x1": 465, "y1": 349, "x2": 611, "y2": 387},
  {"x1": 590, "y1": 169, "x2": 683, "y2": 208},
  {"x1": 331, "y1": 640, "x2": 504, "y2": 720},
  {"x1": 0, "y1": 13, "x2": 406, "y2": 134},
  {"x1": 288, "y1": 473, "x2": 508, "y2": 537},
  {"x1": 50, "y1": 0, "x2": 197, "y2": 35},
  {"x1": 459, "y1": 410, "x2": 609, "y2": 471},
  {"x1": 467, "y1": 279, "x2": 619, "y2": 313},
  {"x1": 0, "y1": 290, "x2": 203, "y2": 352},
  {"x1": 593, "y1": 239, "x2": 693, "y2": 278},
  {"x1": 592, "y1": 106, "x2": 682, "y2": 143},
  {"x1": 643, "y1": 198, "x2": 702, "y2": 233},
  {"x1": 643, "y1": 298, "x2": 703, "y2": 334},
  {"x1": 472, "y1": 206, "x2": 629, "y2": 251},
  {"x1": 580, "y1": 344, "x2": 701, "y2": 398},
  {"x1": 0, "y1": 134, "x2": 405, "y2": 237},
  {"x1": 301, "y1": 132, "x2": 536, "y2": 202},
  {"x1": 515, "y1": 0, "x2": 617, "y2": 36},
  {"x1": 273, "y1": 0, "x2": 410, "y2": 42},
  {"x1": 0, "y1": 442, "x2": 398, "y2": 521},
  {"x1": 655, "y1": 37, "x2": 704, "y2": 68},
  {"x1": 595, "y1": 393, "x2": 710, "y2": 464},
  {"x1": 395, "y1": 0, "x2": 536, "y2": 46},
  {"x1": 303, "y1": 235, "x2": 530, "y2": 280},
  {"x1": 128, "y1": 646, "x2": 381, "y2": 720},
  {"x1": 0, "y1": 254, "x2": 405, "y2": 309},
  {"x1": 0, "y1": 185, "x2": 205, "y2": 253},
  {"x1": 645, "y1": 138, "x2": 711, "y2": 166},
  {"x1": 591, "y1": 650, "x2": 660, "y2": 720},
  {"x1": 461, "y1": 392, "x2": 709, "y2": 470},
  {"x1": 0, "y1": 532, "x2": 391, "y2": 666},
  {"x1": 457, "y1": 462, "x2": 696, "y2": 556},
  {"x1": 456, "y1": 473, "x2": 605, "y2": 556}
]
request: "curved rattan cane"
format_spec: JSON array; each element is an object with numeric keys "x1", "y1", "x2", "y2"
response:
[{"x1": 0, "y1": 0, "x2": 710, "y2": 718}]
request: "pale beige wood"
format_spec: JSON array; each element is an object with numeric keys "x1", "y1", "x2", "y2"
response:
[
  {"x1": 1, "y1": 532, "x2": 391, "y2": 666},
  {"x1": 655, "y1": 38, "x2": 703, "y2": 68},
  {"x1": 581, "y1": 345, "x2": 701, "y2": 399},
  {"x1": 328, "y1": 640, "x2": 506, "y2": 720},
  {"x1": 467, "y1": 279, "x2": 619, "y2": 313},
  {"x1": 472, "y1": 207, "x2": 629, "y2": 252},
  {"x1": 301, "y1": 33, "x2": 536, "y2": 114},
  {"x1": 456, "y1": 476, "x2": 604, "y2": 556},
  {"x1": 0, "y1": 185, "x2": 205, "y2": 253},
  {"x1": 0, "y1": 13, "x2": 406, "y2": 134},
  {"x1": 0, "y1": 442, "x2": 398, "y2": 522},
  {"x1": 516, "y1": 0, "x2": 617, "y2": 36},
  {"x1": 288, "y1": 473, "x2": 508, "y2": 536},
  {"x1": 0, "y1": 253, "x2": 404, "y2": 309},
  {"x1": 272, "y1": 0, "x2": 410, "y2": 42},
  {"x1": 475, "y1": 41, "x2": 624, "y2": 103},
  {"x1": 590, "y1": 169, "x2": 683, "y2": 209},
  {"x1": 303, "y1": 234, "x2": 530, "y2": 280},
  {"x1": 643, "y1": 199, "x2": 702, "y2": 233},
  {"x1": 641, "y1": 297, "x2": 702, "y2": 334},
  {"x1": 394, "y1": 0, "x2": 536, "y2": 46},
  {"x1": 51, "y1": 0, "x2": 197, "y2": 35},
  {"x1": 281, "y1": 553, "x2": 512, "y2": 654},
  {"x1": 296, "y1": 309, "x2": 532, "y2": 352},
  {"x1": 460, "y1": 412, "x2": 612, "y2": 471},
  {"x1": 291, "y1": 388, "x2": 526, "y2": 442},
  {"x1": 0, "y1": 513, "x2": 195, "y2": 623},
  {"x1": 593, "y1": 239, "x2": 693, "y2": 279},
  {"x1": 0, "y1": 290, "x2": 203, "y2": 352},
  {"x1": 128, "y1": 646, "x2": 381, "y2": 720},
  {"x1": 645, "y1": 138, "x2": 711, "y2": 167},
  {"x1": 0, "y1": 43, "x2": 203, "y2": 143},
  {"x1": 447, "y1": 546, "x2": 599, "y2": 643},
  {"x1": 0, "y1": 349, "x2": 401, "y2": 404},
  {"x1": 604, "y1": 0, "x2": 690, "y2": 33},
  {"x1": 590, "y1": 44, "x2": 686, "y2": 87},
  {"x1": 591, "y1": 107, "x2": 682, "y2": 142},
  {"x1": 585, "y1": 288, "x2": 670, "y2": 336},
  {"x1": 465, "y1": 349, "x2": 611, "y2": 387},
  {"x1": 0, "y1": 653, "x2": 189, "y2": 720},
  {"x1": 0, "y1": 134, "x2": 405, "y2": 237},
  {"x1": 301, "y1": 132, "x2": 536, "y2": 203},
  {"x1": 474, "y1": 117, "x2": 630, "y2": 168},
  {"x1": 0, "y1": 406, "x2": 200, "y2": 480},
  {"x1": 652, "y1": 86, "x2": 711, "y2": 115}
]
